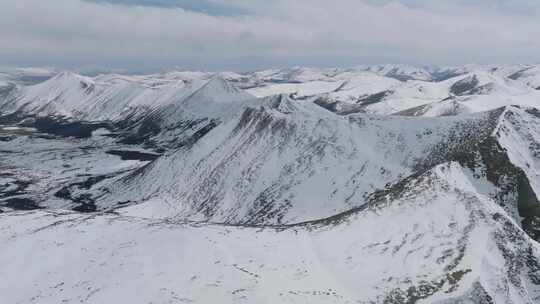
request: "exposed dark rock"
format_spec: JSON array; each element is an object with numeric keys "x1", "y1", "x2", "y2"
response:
[
  {"x1": 178, "y1": 119, "x2": 219, "y2": 148},
  {"x1": 450, "y1": 75, "x2": 480, "y2": 96},
  {"x1": 1, "y1": 197, "x2": 42, "y2": 210},
  {"x1": 394, "y1": 99, "x2": 461, "y2": 117},
  {"x1": 0, "y1": 111, "x2": 25, "y2": 125},
  {"x1": 518, "y1": 173, "x2": 540, "y2": 240},
  {"x1": 357, "y1": 90, "x2": 393, "y2": 106},
  {"x1": 508, "y1": 68, "x2": 530, "y2": 80},
  {"x1": 467, "y1": 83, "x2": 495, "y2": 95},
  {"x1": 313, "y1": 97, "x2": 367, "y2": 116},
  {"x1": 313, "y1": 97, "x2": 339, "y2": 113},
  {"x1": 71, "y1": 194, "x2": 97, "y2": 213},
  {"x1": 106, "y1": 150, "x2": 160, "y2": 161},
  {"x1": 22, "y1": 116, "x2": 111, "y2": 138},
  {"x1": 0, "y1": 111, "x2": 115, "y2": 139},
  {"x1": 431, "y1": 70, "x2": 467, "y2": 82},
  {"x1": 393, "y1": 104, "x2": 430, "y2": 117},
  {"x1": 118, "y1": 114, "x2": 163, "y2": 145},
  {"x1": 54, "y1": 173, "x2": 119, "y2": 213},
  {"x1": 0, "y1": 135, "x2": 15, "y2": 142},
  {"x1": 384, "y1": 68, "x2": 418, "y2": 82},
  {"x1": 0, "y1": 180, "x2": 31, "y2": 199},
  {"x1": 382, "y1": 269, "x2": 471, "y2": 304},
  {"x1": 118, "y1": 114, "x2": 219, "y2": 150}
]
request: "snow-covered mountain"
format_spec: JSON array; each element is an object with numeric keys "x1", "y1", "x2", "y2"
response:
[
  {"x1": 396, "y1": 72, "x2": 540, "y2": 117},
  {"x1": 2, "y1": 64, "x2": 540, "y2": 303},
  {"x1": 94, "y1": 98, "x2": 540, "y2": 230},
  {"x1": 356, "y1": 64, "x2": 434, "y2": 81},
  {"x1": 245, "y1": 65, "x2": 540, "y2": 116},
  {"x1": 509, "y1": 65, "x2": 540, "y2": 90},
  {"x1": 3, "y1": 160, "x2": 540, "y2": 303},
  {"x1": 0, "y1": 72, "x2": 254, "y2": 147},
  {"x1": 0, "y1": 71, "x2": 201, "y2": 121},
  {"x1": 2, "y1": 64, "x2": 539, "y2": 125},
  {"x1": 121, "y1": 76, "x2": 254, "y2": 148}
]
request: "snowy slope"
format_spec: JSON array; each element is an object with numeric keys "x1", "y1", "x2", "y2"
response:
[
  {"x1": 432, "y1": 64, "x2": 528, "y2": 81},
  {"x1": 2, "y1": 161, "x2": 540, "y2": 303},
  {"x1": 356, "y1": 64, "x2": 433, "y2": 81},
  {"x1": 246, "y1": 70, "x2": 439, "y2": 115},
  {"x1": 247, "y1": 68, "x2": 540, "y2": 116},
  {"x1": 248, "y1": 67, "x2": 339, "y2": 83},
  {"x1": 101, "y1": 96, "x2": 538, "y2": 226},
  {"x1": 0, "y1": 72, "x2": 255, "y2": 148},
  {"x1": 509, "y1": 65, "x2": 540, "y2": 90},
  {"x1": 121, "y1": 76, "x2": 254, "y2": 147},
  {"x1": 0, "y1": 71, "x2": 202, "y2": 121},
  {"x1": 347, "y1": 76, "x2": 457, "y2": 114},
  {"x1": 395, "y1": 71, "x2": 540, "y2": 117},
  {"x1": 396, "y1": 87, "x2": 540, "y2": 117},
  {"x1": 247, "y1": 80, "x2": 343, "y2": 98},
  {"x1": 358, "y1": 70, "x2": 539, "y2": 115}
]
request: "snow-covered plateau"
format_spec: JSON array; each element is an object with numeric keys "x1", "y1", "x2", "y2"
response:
[{"x1": 2, "y1": 64, "x2": 540, "y2": 303}]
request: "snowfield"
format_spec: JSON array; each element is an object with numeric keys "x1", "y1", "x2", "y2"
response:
[
  {"x1": 1, "y1": 64, "x2": 540, "y2": 303},
  {"x1": 2, "y1": 163, "x2": 540, "y2": 303}
]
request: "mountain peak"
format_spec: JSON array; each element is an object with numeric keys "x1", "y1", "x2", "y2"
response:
[
  {"x1": 47, "y1": 71, "x2": 94, "y2": 88},
  {"x1": 188, "y1": 76, "x2": 252, "y2": 103}
]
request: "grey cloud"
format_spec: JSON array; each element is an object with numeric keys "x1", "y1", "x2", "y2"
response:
[
  {"x1": 0, "y1": 0, "x2": 539, "y2": 71},
  {"x1": 84, "y1": 0, "x2": 246, "y2": 16}
]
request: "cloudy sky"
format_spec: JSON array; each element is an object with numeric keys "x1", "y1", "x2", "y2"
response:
[{"x1": 1, "y1": 0, "x2": 539, "y2": 72}]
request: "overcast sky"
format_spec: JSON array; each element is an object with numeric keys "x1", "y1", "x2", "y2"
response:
[{"x1": 1, "y1": 0, "x2": 539, "y2": 72}]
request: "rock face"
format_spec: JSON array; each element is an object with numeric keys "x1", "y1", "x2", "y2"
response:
[{"x1": 2, "y1": 65, "x2": 540, "y2": 303}]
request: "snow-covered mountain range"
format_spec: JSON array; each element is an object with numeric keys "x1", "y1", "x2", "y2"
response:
[{"x1": 2, "y1": 64, "x2": 540, "y2": 303}]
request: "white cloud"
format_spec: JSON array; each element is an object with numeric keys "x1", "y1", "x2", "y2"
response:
[{"x1": 0, "y1": 0, "x2": 539, "y2": 70}]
